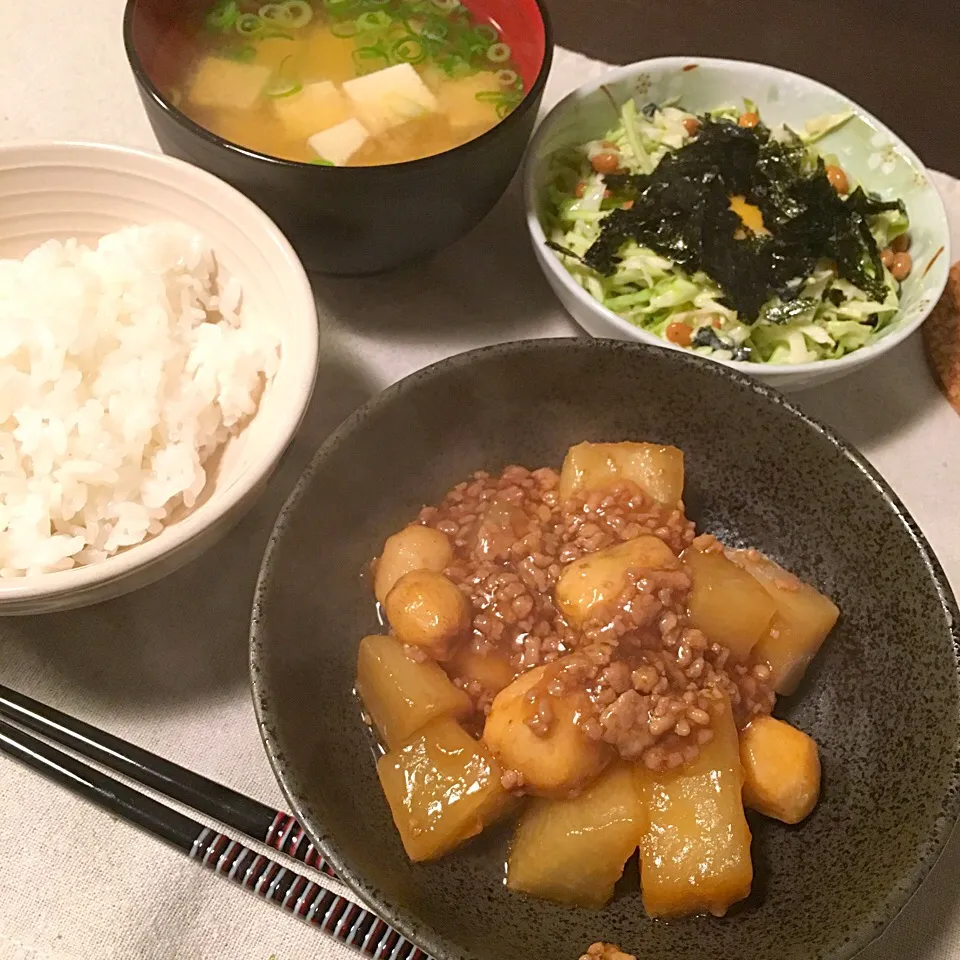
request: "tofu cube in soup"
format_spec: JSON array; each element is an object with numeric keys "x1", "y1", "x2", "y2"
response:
[
  {"x1": 307, "y1": 118, "x2": 370, "y2": 166},
  {"x1": 731, "y1": 551, "x2": 839, "y2": 695},
  {"x1": 555, "y1": 535, "x2": 681, "y2": 628},
  {"x1": 342, "y1": 63, "x2": 440, "y2": 135},
  {"x1": 559, "y1": 442, "x2": 685, "y2": 505},
  {"x1": 507, "y1": 762, "x2": 648, "y2": 908},
  {"x1": 377, "y1": 716, "x2": 514, "y2": 861},
  {"x1": 274, "y1": 81, "x2": 351, "y2": 140},
  {"x1": 636, "y1": 695, "x2": 753, "y2": 918},
  {"x1": 436, "y1": 71, "x2": 503, "y2": 129},
  {"x1": 374, "y1": 523, "x2": 452, "y2": 605},
  {"x1": 383, "y1": 569, "x2": 470, "y2": 660},
  {"x1": 483, "y1": 659, "x2": 613, "y2": 798},
  {"x1": 681, "y1": 545, "x2": 777, "y2": 660},
  {"x1": 355, "y1": 634, "x2": 470, "y2": 748},
  {"x1": 740, "y1": 716, "x2": 821, "y2": 824},
  {"x1": 187, "y1": 58, "x2": 272, "y2": 111}
]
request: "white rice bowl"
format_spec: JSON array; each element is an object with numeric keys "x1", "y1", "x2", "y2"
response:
[{"x1": 0, "y1": 223, "x2": 280, "y2": 577}]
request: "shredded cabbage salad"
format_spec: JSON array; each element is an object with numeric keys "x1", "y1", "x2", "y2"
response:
[{"x1": 544, "y1": 100, "x2": 911, "y2": 365}]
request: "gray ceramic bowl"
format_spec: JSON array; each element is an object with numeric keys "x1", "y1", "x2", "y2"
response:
[{"x1": 251, "y1": 339, "x2": 960, "y2": 960}]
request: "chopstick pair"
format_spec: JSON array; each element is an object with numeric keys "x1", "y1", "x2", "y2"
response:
[{"x1": 0, "y1": 684, "x2": 426, "y2": 960}]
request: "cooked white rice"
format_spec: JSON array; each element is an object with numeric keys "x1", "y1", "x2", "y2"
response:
[{"x1": 0, "y1": 223, "x2": 280, "y2": 577}]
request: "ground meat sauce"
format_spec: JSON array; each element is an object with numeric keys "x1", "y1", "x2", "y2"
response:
[{"x1": 408, "y1": 464, "x2": 775, "y2": 777}]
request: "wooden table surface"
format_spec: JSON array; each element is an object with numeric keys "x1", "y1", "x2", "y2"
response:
[{"x1": 548, "y1": 0, "x2": 960, "y2": 179}]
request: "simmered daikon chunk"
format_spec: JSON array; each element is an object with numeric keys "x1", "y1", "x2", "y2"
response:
[
  {"x1": 556, "y1": 536, "x2": 680, "y2": 627},
  {"x1": 636, "y1": 695, "x2": 752, "y2": 917},
  {"x1": 483, "y1": 659, "x2": 612, "y2": 798},
  {"x1": 507, "y1": 762, "x2": 647, "y2": 908},
  {"x1": 559, "y1": 442, "x2": 685, "y2": 505},
  {"x1": 356, "y1": 634, "x2": 470, "y2": 747},
  {"x1": 682, "y1": 545, "x2": 777, "y2": 660},
  {"x1": 740, "y1": 716, "x2": 820, "y2": 824},
  {"x1": 731, "y1": 551, "x2": 839, "y2": 694},
  {"x1": 377, "y1": 716, "x2": 514, "y2": 861}
]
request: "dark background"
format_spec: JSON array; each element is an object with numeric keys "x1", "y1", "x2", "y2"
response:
[{"x1": 548, "y1": 0, "x2": 960, "y2": 178}]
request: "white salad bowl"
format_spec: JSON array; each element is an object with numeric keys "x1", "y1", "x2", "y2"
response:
[
  {"x1": 524, "y1": 57, "x2": 951, "y2": 391},
  {"x1": 0, "y1": 141, "x2": 318, "y2": 614}
]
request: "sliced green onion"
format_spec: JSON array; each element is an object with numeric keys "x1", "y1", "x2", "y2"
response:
[
  {"x1": 420, "y1": 16, "x2": 448, "y2": 40},
  {"x1": 323, "y1": 0, "x2": 353, "y2": 7},
  {"x1": 330, "y1": 19, "x2": 358, "y2": 36},
  {"x1": 352, "y1": 44, "x2": 390, "y2": 73},
  {"x1": 356, "y1": 10, "x2": 391, "y2": 31},
  {"x1": 474, "y1": 23, "x2": 499, "y2": 43},
  {"x1": 223, "y1": 43, "x2": 258, "y2": 61},
  {"x1": 355, "y1": 28, "x2": 386, "y2": 47},
  {"x1": 438, "y1": 54, "x2": 471, "y2": 77},
  {"x1": 474, "y1": 90, "x2": 504, "y2": 103},
  {"x1": 281, "y1": 0, "x2": 314, "y2": 25},
  {"x1": 258, "y1": 3, "x2": 286, "y2": 21},
  {"x1": 263, "y1": 54, "x2": 302, "y2": 97},
  {"x1": 431, "y1": 0, "x2": 460, "y2": 9},
  {"x1": 206, "y1": 0, "x2": 240, "y2": 31},
  {"x1": 391, "y1": 36, "x2": 426, "y2": 63},
  {"x1": 486, "y1": 42, "x2": 511, "y2": 63},
  {"x1": 309, "y1": 157, "x2": 335, "y2": 165},
  {"x1": 495, "y1": 101, "x2": 515, "y2": 119},
  {"x1": 235, "y1": 13, "x2": 262, "y2": 34},
  {"x1": 496, "y1": 68, "x2": 519, "y2": 87},
  {"x1": 265, "y1": 79, "x2": 303, "y2": 97}
]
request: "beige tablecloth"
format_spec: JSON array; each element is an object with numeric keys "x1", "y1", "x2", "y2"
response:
[{"x1": 2, "y1": 3, "x2": 960, "y2": 958}]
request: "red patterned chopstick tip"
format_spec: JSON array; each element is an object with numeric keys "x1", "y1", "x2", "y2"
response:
[
  {"x1": 190, "y1": 827, "x2": 429, "y2": 959},
  {"x1": 266, "y1": 810, "x2": 337, "y2": 877}
]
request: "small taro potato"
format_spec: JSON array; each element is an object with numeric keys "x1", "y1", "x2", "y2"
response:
[
  {"x1": 507, "y1": 762, "x2": 647, "y2": 908},
  {"x1": 483, "y1": 660, "x2": 612, "y2": 798},
  {"x1": 636, "y1": 695, "x2": 753, "y2": 918},
  {"x1": 558, "y1": 441, "x2": 685, "y2": 504},
  {"x1": 377, "y1": 716, "x2": 515, "y2": 861},
  {"x1": 384, "y1": 569, "x2": 469, "y2": 660},
  {"x1": 356, "y1": 634, "x2": 471, "y2": 748},
  {"x1": 681, "y1": 545, "x2": 777, "y2": 660},
  {"x1": 374, "y1": 524, "x2": 453, "y2": 605},
  {"x1": 556, "y1": 536, "x2": 680, "y2": 627},
  {"x1": 730, "y1": 550, "x2": 840, "y2": 694},
  {"x1": 740, "y1": 716, "x2": 821, "y2": 824}
]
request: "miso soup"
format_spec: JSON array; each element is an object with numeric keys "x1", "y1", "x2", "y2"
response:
[{"x1": 169, "y1": 0, "x2": 529, "y2": 166}]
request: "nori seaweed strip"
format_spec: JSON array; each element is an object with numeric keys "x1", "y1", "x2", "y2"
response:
[{"x1": 581, "y1": 119, "x2": 895, "y2": 321}]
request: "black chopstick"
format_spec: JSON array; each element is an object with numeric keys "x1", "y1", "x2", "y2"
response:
[
  {"x1": 0, "y1": 683, "x2": 332, "y2": 876},
  {"x1": 0, "y1": 693, "x2": 427, "y2": 959}
]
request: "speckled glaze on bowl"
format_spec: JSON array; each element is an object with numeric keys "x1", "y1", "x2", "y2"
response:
[
  {"x1": 524, "y1": 57, "x2": 952, "y2": 391},
  {"x1": 251, "y1": 339, "x2": 960, "y2": 960}
]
